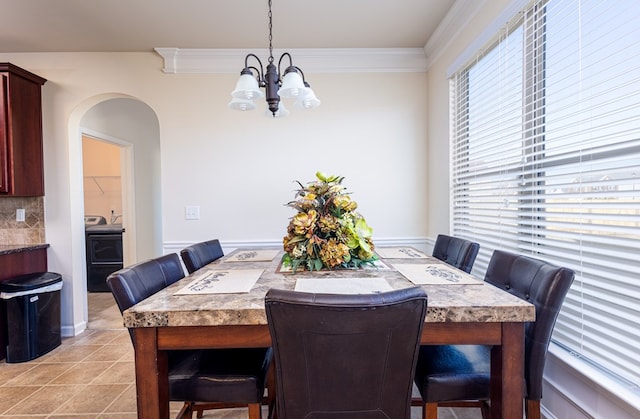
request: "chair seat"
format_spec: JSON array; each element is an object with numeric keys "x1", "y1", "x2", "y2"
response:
[
  {"x1": 414, "y1": 345, "x2": 490, "y2": 403},
  {"x1": 169, "y1": 348, "x2": 272, "y2": 403}
]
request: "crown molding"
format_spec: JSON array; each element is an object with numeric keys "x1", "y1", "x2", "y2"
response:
[
  {"x1": 154, "y1": 47, "x2": 428, "y2": 74},
  {"x1": 156, "y1": 1, "x2": 487, "y2": 75},
  {"x1": 446, "y1": 0, "x2": 529, "y2": 77},
  {"x1": 423, "y1": 0, "x2": 487, "y2": 71}
]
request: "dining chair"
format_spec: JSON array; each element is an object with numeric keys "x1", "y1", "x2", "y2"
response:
[
  {"x1": 413, "y1": 250, "x2": 575, "y2": 419},
  {"x1": 431, "y1": 234, "x2": 480, "y2": 274},
  {"x1": 180, "y1": 239, "x2": 224, "y2": 274},
  {"x1": 179, "y1": 239, "x2": 276, "y2": 416},
  {"x1": 265, "y1": 286, "x2": 428, "y2": 419},
  {"x1": 107, "y1": 253, "x2": 272, "y2": 419}
]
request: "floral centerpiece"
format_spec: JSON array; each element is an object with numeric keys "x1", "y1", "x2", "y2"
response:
[{"x1": 282, "y1": 172, "x2": 377, "y2": 272}]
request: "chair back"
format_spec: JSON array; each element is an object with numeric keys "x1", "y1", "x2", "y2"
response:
[
  {"x1": 484, "y1": 250, "x2": 574, "y2": 400},
  {"x1": 432, "y1": 234, "x2": 480, "y2": 273},
  {"x1": 265, "y1": 287, "x2": 428, "y2": 419},
  {"x1": 106, "y1": 253, "x2": 185, "y2": 341},
  {"x1": 180, "y1": 239, "x2": 224, "y2": 274}
]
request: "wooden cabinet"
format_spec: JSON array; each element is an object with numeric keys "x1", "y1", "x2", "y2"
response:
[{"x1": 0, "y1": 63, "x2": 47, "y2": 196}]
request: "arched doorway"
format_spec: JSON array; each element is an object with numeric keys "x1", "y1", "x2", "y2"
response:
[{"x1": 67, "y1": 95, "x2": 162, "y2": 333}]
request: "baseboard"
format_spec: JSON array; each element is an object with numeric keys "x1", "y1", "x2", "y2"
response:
[{"x1": 62, "y1": 321, "x2": 86, "y2": 338}]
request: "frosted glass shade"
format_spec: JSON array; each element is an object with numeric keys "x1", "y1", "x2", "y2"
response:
[
  {"x1": 294, "y1": 88, "x2": 321, "y2": 109},
  {"x1": 231, "y1": 74, "x2": 264, "y2": 100},
  {"x1": 228, "y1": 98, "x2": 257, "y2": 111},
  {"x1": 264, "y1": 102, "x2": 289, "y2": 118},
  {"x1": 279, "y1": 70, "x2": 305, "y2": 98}
]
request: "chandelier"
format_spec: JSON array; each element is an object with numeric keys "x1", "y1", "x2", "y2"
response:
[{"x1": 228, "y1": 0, "x2": 320, "y2": 117}]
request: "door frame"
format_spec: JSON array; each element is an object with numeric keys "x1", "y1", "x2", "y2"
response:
[{"x1": 81, "y1": 129, "x2": 136, "y2": 266}]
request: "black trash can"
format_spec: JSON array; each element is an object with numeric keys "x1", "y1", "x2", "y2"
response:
[{"x1": 0, "y1": 272, "x2": 62, "y2": 363}]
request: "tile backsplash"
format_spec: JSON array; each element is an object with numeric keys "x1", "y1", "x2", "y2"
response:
[{"x1": 0, "y1": 197, "x2": 45, "y2": 245}]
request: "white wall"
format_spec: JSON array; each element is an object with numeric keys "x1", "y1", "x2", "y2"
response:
[
  {"x1": 0, "y1": 52, "x2": 429, "y2": 335},
  {"x1": 160, "y1": 71, "x2": 429, "y2": 245},
  {"x1": 82, "y1": 136, "x2": 122, "y2": 222},
  {"x1": 425, "y1": 0, "x2": 517, "y2": 236}
]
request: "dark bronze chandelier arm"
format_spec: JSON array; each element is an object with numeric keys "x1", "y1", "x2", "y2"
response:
[
  {"x1": 278, "y1": 53, "x2": 311, "y2": 88},
  {"x1": 293, "y1": 66, "x2": 311, "y2": 87},
  {"x1": 243, "y1": 54, "x2": 265, "y2": 80},
  {"x1": 277, "y1": 52, "x2": 294, "y2": 77}
]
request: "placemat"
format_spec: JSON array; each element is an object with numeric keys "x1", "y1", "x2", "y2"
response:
[
  {"x1": 294, "y1": 277, "x2": 394, "y2": 294},
  {"x1": 175, "y1": 269, "x2": 263, "y2": 294},
  {"x1": 225, "y1": 249, "x2": 279, "y2": 262},
  {"x1": 375, "y1": 247, "x2": 430, "y2": 259},
  {"x1": 392, "y1": 263, "x2": 482, "y2": 285}
]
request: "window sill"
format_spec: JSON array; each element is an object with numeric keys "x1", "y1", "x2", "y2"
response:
[{"x1": 547, "y1": 343, "x2": 640, "y2": 414}]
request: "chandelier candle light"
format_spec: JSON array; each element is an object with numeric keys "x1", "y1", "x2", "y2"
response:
[{"x1": 228, "y1": 0, "x2": 321, "y2": 117}]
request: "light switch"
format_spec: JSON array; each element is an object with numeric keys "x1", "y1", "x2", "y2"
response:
[
  {"x1": 16, "y1": 209, "x2": 26, "y2": 222},
  {"x1": 185, "y1": 206, "x2": 200, "y2": 220}
]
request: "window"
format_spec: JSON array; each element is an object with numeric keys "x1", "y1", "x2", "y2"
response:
[{"x1": 450, "y1": 0, "x2": 640, "y2": 388}]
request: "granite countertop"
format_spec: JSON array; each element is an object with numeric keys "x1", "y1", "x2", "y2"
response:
[
  {"x1": 0, "y1": 243, "x2": 49, "y2": 256},
  {"x1": 124, "y1": 248, "x2": 535, "y2": 328}
]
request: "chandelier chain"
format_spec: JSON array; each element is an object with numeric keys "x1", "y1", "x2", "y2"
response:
[{"x1": 268, "y1": 0, "x2": 274, "y2": 64}]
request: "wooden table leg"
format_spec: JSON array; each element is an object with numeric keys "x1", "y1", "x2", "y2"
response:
[
  {"x1": 133, "y1": 327, "x2": 170, "y2": 419},
  {"x1": 491, "y1": 322, "x2": 524, "y2": 419}
]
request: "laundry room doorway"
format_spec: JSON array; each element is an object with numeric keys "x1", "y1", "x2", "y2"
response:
[
  {"x1": 82, "y1": 133, "x2": 134, "y2": 329},
  {"x1": 81, "y1": 133, "x2": 135, "y2": 292}
]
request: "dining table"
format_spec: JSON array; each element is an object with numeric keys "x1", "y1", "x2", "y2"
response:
[{"x1": 122, "y1": 247, "x2": 535, "y2": 419}]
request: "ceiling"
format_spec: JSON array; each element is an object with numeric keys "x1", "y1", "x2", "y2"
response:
[{"x1": 0, "y1": 0, "x2": 457, "y2": 53}]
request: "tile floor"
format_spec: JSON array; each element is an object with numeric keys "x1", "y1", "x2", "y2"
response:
[{"x1": 0, "y1": 292, "x2": 482, "y2": 418}]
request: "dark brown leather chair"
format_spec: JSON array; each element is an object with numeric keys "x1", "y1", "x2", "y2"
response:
[
  {"x1": 107, "y1": 253, "x2": 272, "y2": 419},
  {"x1": 180, "y1": 239, "x2": 224, "y2": 274},
  {"x1": 413, "y1": 250, "x2": 575, "y2": 419},
  {"x1": 265, "y1": 287, "x2": 428, "y2": 419},
  {"x1": 431, "y1": 234, "x2": 480, "y2": 274}
]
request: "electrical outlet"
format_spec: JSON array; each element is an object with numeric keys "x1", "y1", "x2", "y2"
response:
[
  {"x1": 16, "y1": 208, "x2": 26, "y2": 222},
  {"x1": 185, "y1": 206, "x2": 200, "y2": 220}
]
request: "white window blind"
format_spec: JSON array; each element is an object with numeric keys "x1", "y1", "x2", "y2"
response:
[{"x1": 450, "y1": 0, "x2": 640, "y2": 388}]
